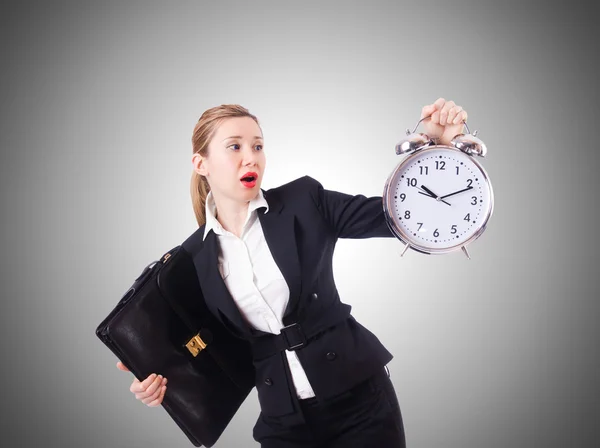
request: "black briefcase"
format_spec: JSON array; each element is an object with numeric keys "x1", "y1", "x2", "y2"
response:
[{"x1": 96, "y1": 244, "x2": 256, "y2": 447}]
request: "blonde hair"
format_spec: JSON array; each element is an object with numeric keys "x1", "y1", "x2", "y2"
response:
[{"x1": 190, "y1": 104, "x2": 261, "y2": 227}]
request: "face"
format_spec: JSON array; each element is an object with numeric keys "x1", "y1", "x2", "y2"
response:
[{"x1": 193, "y1": 116, "x2": 266, "y2": 204}]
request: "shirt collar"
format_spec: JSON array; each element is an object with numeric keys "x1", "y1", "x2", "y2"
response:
[{"x1": 203, "y1": 189, "x2": 269, "y2": 240}]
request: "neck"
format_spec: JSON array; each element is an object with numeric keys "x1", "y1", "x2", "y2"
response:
[{"x1": 211, "y1": 192, "x2": 253, "y2": 238}]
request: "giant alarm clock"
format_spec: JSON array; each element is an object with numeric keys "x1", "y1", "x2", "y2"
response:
[{"x1": 383, "y1": 115, "x2": 494, "y2": 258}]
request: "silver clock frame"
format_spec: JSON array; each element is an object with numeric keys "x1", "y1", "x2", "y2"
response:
[{"x1": 383, "y1": 117, "x2": 495, "y2": 258}]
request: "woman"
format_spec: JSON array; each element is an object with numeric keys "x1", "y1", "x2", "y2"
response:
[{"x1": 117, "y1": 98, "x2": 468, "y2": 447}]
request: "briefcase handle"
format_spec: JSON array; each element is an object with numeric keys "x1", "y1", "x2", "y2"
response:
[{"x1": 134, "y1": 260, "x2": 159, "y2": 283}]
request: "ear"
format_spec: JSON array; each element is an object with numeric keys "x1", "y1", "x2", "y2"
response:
[{"x1": 192, "y1": 153, "x2": 208, "y2": 176}]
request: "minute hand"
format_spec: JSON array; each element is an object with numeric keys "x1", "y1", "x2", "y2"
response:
[{"x1": 440, "y1": 186, "x2": 474, "y2": 199}]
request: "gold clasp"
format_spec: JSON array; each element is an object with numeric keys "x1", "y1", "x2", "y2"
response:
[{"x1": 185, "y1": 333, "x2": 207, "y2": 357}]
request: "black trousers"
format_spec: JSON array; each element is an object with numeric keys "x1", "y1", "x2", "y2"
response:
[{"x1": 252, "y1": 366, "x2": 406, "y2": 447}]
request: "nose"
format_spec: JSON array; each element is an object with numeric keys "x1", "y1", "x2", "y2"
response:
[{"x1": 242, "y1": 145, "x2": 260, "y2": 166}]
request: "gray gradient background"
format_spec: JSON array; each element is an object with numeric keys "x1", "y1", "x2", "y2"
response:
[{"x1": 1, "y1": 0, "x2": 598, "y2": 447}]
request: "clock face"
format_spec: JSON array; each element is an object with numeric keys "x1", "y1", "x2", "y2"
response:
[{"x1": 384, "y1": 147, "x2": 493, "y2": 253}]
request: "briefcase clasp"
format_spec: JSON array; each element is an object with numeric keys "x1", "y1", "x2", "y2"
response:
[{"x1": 186, "y1": 333, "x2": 207, "y2": 357}]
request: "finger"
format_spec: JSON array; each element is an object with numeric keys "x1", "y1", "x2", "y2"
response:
[
  {"x1": 420, "y1": 104, "x2": 436, "y2": 120},
  {"x1": 439, "y1": 100, "x2": 455, "y2": 126},
  {"x1": 147, "y1": 386, "x2": 167, "y2": 407},
  {"x1": 116, "y1": 361, "x2": 130, "y2": 372},
  {"x1": 141, "y1": 387, "x2": 160, "y2": 405},
  {"x1": 433, "y1": 97, "x2": 445, "y2": 110},
  {"x1": 136, "y1": 375, "x2": 163, "y2": 399},
  {"x1": 141, "y1": 383, "x2": 164, "y2": 405},
  {"x1": 447, "y1": 106, "x2": 463, "y2": 124},
  {"x1": 454, "y1": 110, "x2": 468, "y2": 124},
  {"x1": 431, "y1": 109, "x2": 440, "y2": 124},
  {"x1": 152, "y1": 384, "x2": 167, "y2": 407},
  {"x1": 143, "y1": 381, "x2": 166, "y2": 406},
  {"x1": 129, "y1": 377, "x2": 142, "y2": 393},
  {"x1": 132, "y1": 373, "x2": 157, "y2": 393},
  {"x1": 131, "y1": 374, "x2": 154, "y2": 394}
]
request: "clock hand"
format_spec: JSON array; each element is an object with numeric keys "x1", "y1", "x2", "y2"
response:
[
  {"x1": 440, "y1": 186, "x2": 474, "y2": 199},
  {"x1": 418, "y1": 190, "x2": 435, "y2": 199},
  {"x1": 419, "y1": 185, "x2": 452, "y2": 206},
  {"x1": 418, "y1": 190, "x2": 452, "y2": 204},
  {"x1": 420, "y1": 185, "x2": 438, "y2": 198}
]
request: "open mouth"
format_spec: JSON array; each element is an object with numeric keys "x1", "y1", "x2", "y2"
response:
[{"x1": 240, "y1": 172, "x2": 258, "y2": 187}]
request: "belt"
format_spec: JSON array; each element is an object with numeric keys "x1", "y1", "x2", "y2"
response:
[{"x1": 250, "y1": 304, "x2": 351, "y2": 360}]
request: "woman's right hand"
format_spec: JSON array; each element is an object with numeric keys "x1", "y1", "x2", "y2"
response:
[{"x1": 116, "y1": 361, "x2": 168, "y2": 407}]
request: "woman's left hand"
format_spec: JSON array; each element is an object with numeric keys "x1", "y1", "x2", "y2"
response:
[{"x1": 420, "y1": 98, "x2": 468, "y2": 145}]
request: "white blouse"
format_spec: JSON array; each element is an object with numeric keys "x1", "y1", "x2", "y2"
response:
[{"x1": 203, "y1": 190, "x2": 316, "y2": 399}]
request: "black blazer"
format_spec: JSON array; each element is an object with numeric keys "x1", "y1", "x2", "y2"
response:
[{"x1": 181, "y1": 175, "x2": 396, "y2": 418}]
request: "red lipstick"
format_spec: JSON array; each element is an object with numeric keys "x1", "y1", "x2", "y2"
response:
[{"x1": 240, "y1": 171, "x2": 258, "y2": 188}]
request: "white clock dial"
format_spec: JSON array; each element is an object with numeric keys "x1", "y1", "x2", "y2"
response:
[{"x1": 385, "y1": 147, "x2": 493, "y2": 252}]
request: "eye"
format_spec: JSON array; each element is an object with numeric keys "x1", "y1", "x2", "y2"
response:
[{"x1": 227, "y1": 143, "x2": 263, "y2": 151}]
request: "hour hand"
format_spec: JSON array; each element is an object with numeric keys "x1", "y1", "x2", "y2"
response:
[
  {"x1": 420, "y1": 185, "x2": 438, "y2": 198},
  {"x1": 418, "y1": 185, "x2": 452, "y2": 206}
]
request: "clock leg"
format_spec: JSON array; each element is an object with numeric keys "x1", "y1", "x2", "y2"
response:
[
  {"x1": 397, "y1": 242, "x2": 411, "y2": 257},
  {"x1": 461, "y1": 246, "x2": 471, "y2": 260}
]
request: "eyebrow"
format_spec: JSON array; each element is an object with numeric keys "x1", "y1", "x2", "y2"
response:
[{"x1": 222, "y1": 135, "x2": 263, "y2": 142}]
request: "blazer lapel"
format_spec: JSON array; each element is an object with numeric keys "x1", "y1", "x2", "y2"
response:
[
  {"x1": 192, "y1": 230, "x2": 256, "y2": 336},
  {"x1": 258, "y1": 189, "x2": 303, "y2": 323}
]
